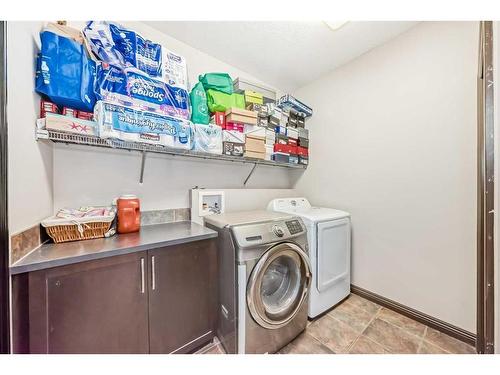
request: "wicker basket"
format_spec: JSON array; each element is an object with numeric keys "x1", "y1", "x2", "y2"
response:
[{"x1": 42, "y1": 214, "x2": 115, "y2": 244}]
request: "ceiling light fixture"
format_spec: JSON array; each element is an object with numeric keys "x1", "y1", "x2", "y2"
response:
[{"x1": 324, "y1": 21, "x2": 349, "y2": 31}]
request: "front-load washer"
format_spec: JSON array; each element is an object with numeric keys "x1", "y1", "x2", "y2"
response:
[
  {"x1": 205, "y1": 210, "x2": 311, "y2": 354},
  {"x1": 268, "y1": 198, "x2": 351, "y2": 318}
]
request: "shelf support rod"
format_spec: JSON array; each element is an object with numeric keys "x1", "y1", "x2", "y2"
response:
[
  {"x1": 139, "y1": 151, "x2": 147, "y2": 184},
  {"x1": 243, "y1": 163, "x2": 258, "y2": 186}
]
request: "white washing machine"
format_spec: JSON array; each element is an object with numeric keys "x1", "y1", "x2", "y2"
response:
[{"x1": 268, "y1": 198, "x2": 351, "y2": 318}]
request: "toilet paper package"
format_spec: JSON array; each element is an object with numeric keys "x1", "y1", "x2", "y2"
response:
[
  {"x1": 84, "y1": 21, "x2": 162, "y2": 78},
  {"x1": 94, "y1": 101, "x2": 193, "y2": 149},
  {"x1": 95, "y1": 64, "x2": 190, "y2": 120},
  {"x1": 84, "y1": 21, "x2": 189, "y2": 89},
  {"x1": 193, "y1": 124, "x2": 223, "y2": 154}
]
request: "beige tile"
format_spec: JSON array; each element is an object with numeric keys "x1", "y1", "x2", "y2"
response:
[
  {"x1": 278, "y1": 332, "x2": 334, "y2": 354},
  {"x1": 346, "y1": 294, "x2": 381, "y2": 315},
  {"x1": 307, "y1": 314, "x2": 359, "y2": 353},
  {"x1": 349, "y1": 335, "x2": 392, "y2": 354},
  {"x1": 328, "y1": 300, "x2": 375, "y2": 333},
  {"x1": 377, "y1": 308, "x2": 426, "y2": 337},
  {"x1": 418, "y1": 341, "x2": 450, "y2": 354},
  {"x1": 424, "y1": 328, "x2": 476, "y2": 354},
  {"x1": 363, "y1": 318, "x2": 421, "y2": 354}
]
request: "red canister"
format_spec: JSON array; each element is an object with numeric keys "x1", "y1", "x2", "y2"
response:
[{"x1": 117, "y1": 195, "x2": 141, "y2": 234}]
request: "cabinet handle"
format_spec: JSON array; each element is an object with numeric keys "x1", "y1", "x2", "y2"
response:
[
  {"x1": 140, "y1": 258, "x2": 145, "y2": 294},
  {"x1": 151, "y1": 256, "x2": 156, "y2": 291}
]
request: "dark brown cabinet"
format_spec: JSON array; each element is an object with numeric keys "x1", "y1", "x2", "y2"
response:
[
  {"x1": 18, "y1": 239, "x2": 217, "y2": 354},
  {"x1": 28, "y1": 251, "x2": 149, "y2": 354},
  {"x1": 149, "y1": 241, "x2": 217, "y2": 353}
]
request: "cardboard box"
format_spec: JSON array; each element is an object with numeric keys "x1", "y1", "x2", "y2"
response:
[
  {"x1": 298, "y1": 156, "x2": 309, "y2": 165},
  {"x1": 246, "y1": 102, "x2": 262, "y2": 112},
  {"x1": 298, "y1": 128, "x2": 309, "y2": 139},
  {"x1": 277, "y1": 94, "x2": 313, "y2": 117},
  {"x1": 272, "y1": 153, "x2": 290, "y2": 163},
  {"x1": 297, "y1": 114, "x2": 306, "y2": 128},
  {"x1": 225, "y1": 107, "x2": 258, "y2": 125},
  {"x1": 223, "y1": 130, "x2": 245, "y2": 143},
  {"x1": 280, "y1": 113, "x2": 289, "y2": 127},
  {"x1": 287, "y1": 127, "x2": 299, "y2": 139},
  {"x1": 225, "y1": 122, "x2": 244, "y2": 132},
  {"x1": 268, "y1": 116, "x2": 280, "y2": 127},
  {"x1": 43, "y1": 113, "x2": 97, "y2": 136},
  {"x1": 233, "y1": 78, "x2": 277, "y2": 101},
  {"x1": 275, "y1": 126, "x2": 287, "y2": 136},
  {"x1": 244, "y1": 90, "x2": 264, "y2": 105},
  {"x1": 40, "y1": 100, "x2": 59, "y2": 118},
  {"x1": 274, "y1": 144, "x2": 297, "y2": 154},
  {"x1": 245, "y1": 125, "x2": 266, "y2": 139},
  {"x1": 245, "y1": 137, "x2": 266, "y2": 153},
  {"x1": 244, "y1": 150, "x2": 265, "y2": 159},
  {"x1": 297, "y1": 146, "x2": 308, "y2": 157},
  {"x1": 212, "y1": 111, "x2": 226, "y2": 127},
  {"x1": 257, "y1": 117, "x2": 268, "y2": 127},
  {"x1": 298, "y1": 137, "x2": 309, "y2": 148},
  {"x1": 223, "y1": 141, "x2": 245, "y2": 157},
  {"x1": 276, "y1": 133, "x2": 288, "y2": 145}
]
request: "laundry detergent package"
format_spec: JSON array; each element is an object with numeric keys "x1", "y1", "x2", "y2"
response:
[
  {"x1": 94, "y1": 101, "x2": 193, "y2": 149},
  {"x1": 190, "y1": 81, "x2": 210, "y2": 125},
  {"x1": 83, "y1": 21, "x2": 162, "y2": 78},
  {"x1": 277, "y1": 94, "x2": 313, "y2": 118},
  {"x1": 193, "y1": 124, "x2": 223, "y2": 154},
  {"x1": 35, "y1": 31, "x2": 96, "y2": 112},
  {"x1": 95, "y1": 64, "x2": 190, "y2": 120}
]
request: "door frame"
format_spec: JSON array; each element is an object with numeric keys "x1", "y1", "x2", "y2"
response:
[
  {"x1": 477, "y1": 20, "x2": 495, "y2": 354},
  {"x1": 0, "y1": 20, "x2": 10, "y2": 354}
]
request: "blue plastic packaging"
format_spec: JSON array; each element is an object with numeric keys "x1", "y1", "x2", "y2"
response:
[
  {"x1": 83, "y1": 21, "x2": 162, "y2": 79},
  {"x1": 35, "y1": 31, "x2": 96, "y2": 112},
  {"x1": 95, "y1": 64, "x2": 190, "y2": 120}
]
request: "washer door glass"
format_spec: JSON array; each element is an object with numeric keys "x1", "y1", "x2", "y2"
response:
[{"x1": 247, "y1": 242, "x2": 311, "y2": 329}]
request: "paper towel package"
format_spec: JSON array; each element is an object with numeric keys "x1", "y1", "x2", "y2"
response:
[
  {"x1": 94, "y1": 101, "x2": 193, "y2": 149},
  {"x1": 95, "y1": 64, "x2": 190, "y2": 120},
  {"x1": 193, "y1": 124, "x2": 223, "y2": 154}
]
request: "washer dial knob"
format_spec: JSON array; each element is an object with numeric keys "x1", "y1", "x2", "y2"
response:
[{"x1": 273, "y1": 225, "x2": 285, "y2": 237}]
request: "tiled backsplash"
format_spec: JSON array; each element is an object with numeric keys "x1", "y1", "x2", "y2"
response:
[
  {"x1": 10, "y1": 225, "x2": 41, "y2": 264},
  {"x1": 141, "y1": 208, "x2": 191, "y2": 226}
]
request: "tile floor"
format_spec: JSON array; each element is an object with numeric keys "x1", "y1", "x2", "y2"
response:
[{"x1": 198, "y1": 294, "x2": 477, "y2": 354}]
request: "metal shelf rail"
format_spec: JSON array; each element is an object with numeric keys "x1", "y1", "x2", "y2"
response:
[{"x1": 36, "y1": 129, "x2": 307, "y2": 184}]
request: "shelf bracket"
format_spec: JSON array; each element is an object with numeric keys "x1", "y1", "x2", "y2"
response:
[
  {"x1": 139, "y1": 151, "x2": 147, "y2": 184},
  {"x1": 243, "y1": 163, "x2": 258, "y2": 186}
]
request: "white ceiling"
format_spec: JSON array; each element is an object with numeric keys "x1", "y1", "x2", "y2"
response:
[{"x1": 147, "y1": 21, "x2": 419, "y2": 91}]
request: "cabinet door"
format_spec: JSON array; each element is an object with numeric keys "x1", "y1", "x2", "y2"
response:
[
  {"x1": 29, "y1": 252, "x2": 149, "y2": 353},
  {"x1": 148, "y1": 239, "x2": 217, "y2": 353}
]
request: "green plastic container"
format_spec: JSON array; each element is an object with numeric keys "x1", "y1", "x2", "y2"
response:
[
  {"x1": 206, "y1": 89, "x2": 245, "y2": 113},
  {"x1": 189, "y1": 81, "x2": 210, "y2": 124},
  {"x1": 199, "y1": 73, "x2": 233, "y2": 95}
]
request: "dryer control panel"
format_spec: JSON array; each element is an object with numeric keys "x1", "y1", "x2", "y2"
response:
[{"x1": 285, "y1": 219, "x2": 303, "y2": 235}]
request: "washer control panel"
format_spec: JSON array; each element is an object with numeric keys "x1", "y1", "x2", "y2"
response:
[{"x1": 285, "y1": 219, "x2": 303, "y2": 235}]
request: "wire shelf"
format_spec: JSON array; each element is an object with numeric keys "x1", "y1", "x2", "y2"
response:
[{"x1": 36, "y1": 129, "x2": 308, "y2": 170}]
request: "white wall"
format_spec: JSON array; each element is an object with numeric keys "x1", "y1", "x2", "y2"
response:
[
  {"x1": 51, "y1": 21, "x2": 296, "y2": 211},
  {"x1": 294, "y1": 22, "x2": 478, "y2": 332},
  {"x1": 7, "y1": 21, "x2": 53, "y2": 236}
]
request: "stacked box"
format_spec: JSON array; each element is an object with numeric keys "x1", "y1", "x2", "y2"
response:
[{"x1": 225, "y1": 107, "x2": 257, "y2": 125}]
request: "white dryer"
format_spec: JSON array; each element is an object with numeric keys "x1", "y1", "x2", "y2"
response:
[{"x1": 268, "y1": 198, "x2": 351, "y2": 318}]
